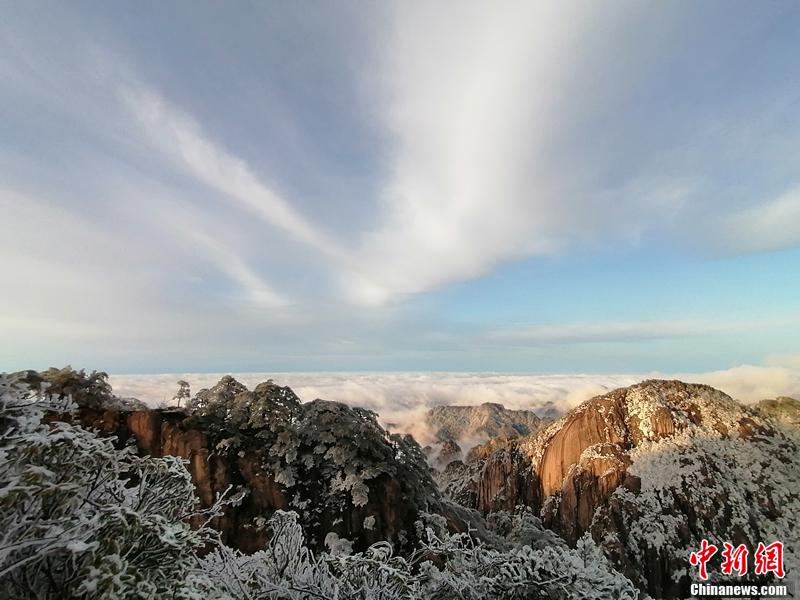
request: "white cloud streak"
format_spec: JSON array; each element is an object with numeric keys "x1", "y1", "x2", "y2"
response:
[
  {"x1": 179, "y1": 229, "x2": 286, "y2": 308},
  {"x1": 346, "y1": 2, "x2": 594, "y2": 304},
  {"x1": 486, "y1": 316, "x2": 800, "y2": 345},
  {"x1": 112, "y1": 7, "x2": 800, "y2": 309},
  {"x1": 124, "y1": 87, "x2": 349, "y2": 264},
  {"x1": 720, "y1": 186, "x2": 800, "y2": 254}
]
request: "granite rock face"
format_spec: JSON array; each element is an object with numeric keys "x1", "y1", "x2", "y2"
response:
[
  {"x1": 546, "y1": 442, "x2": 634, "y2": 545},
  {"x1": 476, "y1": 441, "x2": 540, "y2": 513}
]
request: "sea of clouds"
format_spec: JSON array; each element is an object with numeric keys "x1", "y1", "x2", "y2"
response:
[{"x1": 110, "y1": 366, "x2": 800, "y2": 435}]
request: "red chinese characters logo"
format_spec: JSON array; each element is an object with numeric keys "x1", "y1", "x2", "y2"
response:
[
  {"x1": 690, "y1": 539, "x2": 718, "y2": 580},
  {"x1": 690, "y1": 540, "x2": 786, "y2": 580},
  {"x1": 720, "y1": 543, "x2": 748, "y2": 576},
  {"x1": 754, "y1": 542, "x2": 785, "y2": 578}
]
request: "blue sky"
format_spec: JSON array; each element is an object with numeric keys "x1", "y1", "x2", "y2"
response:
[{"x1": 1, "y1": 1, "x2": 799, "y2": 374}]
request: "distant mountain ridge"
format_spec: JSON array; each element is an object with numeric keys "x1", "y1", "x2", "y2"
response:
[
  {"x1": 420, "y1": 402, "x2": 545, "y2": 467},
  {"x1": 426, "y1": 402, "x2": 544, "y2": 442}
]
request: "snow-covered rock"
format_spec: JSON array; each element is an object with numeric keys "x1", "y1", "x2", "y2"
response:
[{"x1": 459, "y1": 380, "x2": 799, "y2": 598}]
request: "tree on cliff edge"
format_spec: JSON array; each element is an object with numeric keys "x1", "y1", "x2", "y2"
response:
[{"x1": 173, "y1": 379, "x2": 191, "y2": 408}]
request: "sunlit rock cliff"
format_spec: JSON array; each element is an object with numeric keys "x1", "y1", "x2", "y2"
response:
[{"x1": 447, "y1": 380, "x2": 799, "y2": 598}]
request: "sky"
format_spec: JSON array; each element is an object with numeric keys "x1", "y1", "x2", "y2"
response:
[{"x1": 2, "y1": 1, "x2": 800, "y2": 375}]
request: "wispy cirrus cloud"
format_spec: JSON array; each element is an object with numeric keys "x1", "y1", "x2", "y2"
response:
[
  {"x1": 177, "y1": 228, "x2": 286, "y2": 309},
  {"x1": 485, "y1": 315, "x2": 800, "y2": 345},
  {"x1": 123, "y1": 86, "x2": 348, "y2": 263}
]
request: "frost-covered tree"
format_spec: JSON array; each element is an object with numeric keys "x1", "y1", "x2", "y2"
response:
[
  {"x1": 13, "y1": 366, "x2": 147, "y2": 410},
  {"x1": 185, "y1": 375, "x2": 249, "y2": 419},
  {"x1": 592, "y1": 431, "x2": 800, "y2": 594},
  {"x1": 198, "y1": 510, "x2": 640, "y2": 600},
  {"x1": 36, "y1": 366, "x2": 114, "y2": 408},
  {"x1": 183, "y1": 377, "x2": 441, "y2": 551},
  {"x1": 414, "y1": 516, "x2": 640, "y2": 600},
  {"x1": 173, "y1": 380, "x2": 191, "y2": 408},
  {"x1": 0, "y1": 373, "x2": 233, "y2": 599}
]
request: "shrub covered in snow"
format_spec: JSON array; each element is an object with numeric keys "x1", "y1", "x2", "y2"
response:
[
  {"x1": 13, "y1": 366, "x2": 146, "y2": 410},
  {"x1": 199, "y1": 509, "x2": 640, "y2": 600},
  {"x1": 0, "y1": 374, "x2": 232, "y2": 599}
]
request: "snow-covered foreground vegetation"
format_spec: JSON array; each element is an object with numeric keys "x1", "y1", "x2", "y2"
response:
[{"x1": 0, "y1": 373, "x2": 639, "y2": 599}]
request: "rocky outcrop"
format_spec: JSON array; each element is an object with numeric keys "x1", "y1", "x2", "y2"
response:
[
  {"x1": 538, "y1": 391, "x2": 629, "y2": 497},
  {"x1": 458, "y1": 380, "x2": 799, "y2": 598},
  {"x1": 50, "y1": 377, "x2": 446, "y2": 554},
  {"x1": 420, "y1": 403, "x2": 545, "y2": 471},
  {"x1": 424, "y1": 438, "x2": 464, "y2": 468},
  {"x1": 470, "y1": 380, "x2": 776, "y2": 516}
]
